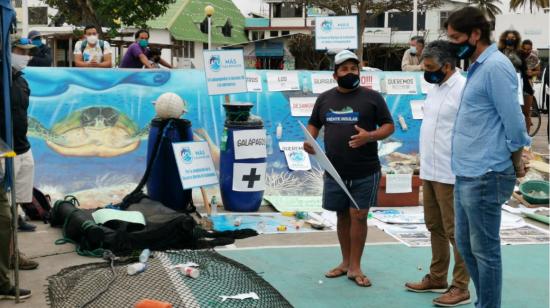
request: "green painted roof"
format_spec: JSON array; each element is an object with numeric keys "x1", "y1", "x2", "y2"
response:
[{"x1": 147, "y1": 0, "x2": 248, "y2": 45}]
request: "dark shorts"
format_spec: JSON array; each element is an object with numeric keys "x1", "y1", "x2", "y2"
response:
[{"x1": 322, "y1": 171, "x2": 381, "y2": 212}]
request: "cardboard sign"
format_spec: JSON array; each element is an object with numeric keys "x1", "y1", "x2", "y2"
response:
[
  {"x1": 278, "y1": 142, "x2": 304, "y2": 152},
  {"x1": 386, "y1": 174, "x2": 413, "y2": 193},
  {"x1": 173, "y1": 141, "x2": 218, "y2": 189},
  {"x1": 246, "y1": 72, "x2": 263, "y2": 92},
  {"x1": 233, "y1": 129, "x2": 267, "y2": 160},
  {"x1": 233, "y1": 163, "x2": 266, "y2": 192},
  {"x1": 267, "y1": 71, "x2": 300, "y2": 92},
  {"x1": 311, "y1": 73, "x2": 337, "y2": 94},
  {"x1": 385, "y1": 77, "x2": 418, "y2": 95},
  {"x1": 315, "y1": 15, "x2": 358, "y2": 50},
  {"x1": 360, "y1": 74, "x2": 381, "y2": 91},
  {"x1": 290, "y1": 97, "x2": 316, "y2": 117},
  {"x1": 284, "y1": 150, "x2": 312, "y2": 171},
  {"x1": 203, "y1": 49, "x2": 247, "y2": 95}
]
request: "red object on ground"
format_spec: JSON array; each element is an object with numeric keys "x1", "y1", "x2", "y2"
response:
[
  {"x1": 377, "y1": 175, "x2": 422, "y2": 207},
  {"x1": 134, "y1": 299, "x2": 173, "y2": 308}
]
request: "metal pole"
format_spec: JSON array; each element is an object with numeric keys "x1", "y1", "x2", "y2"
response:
[
  {"x1": 413, "y1": 0, "x2": 418, "y2": 33},
  {"x1": 208, "y1": 16, "x2": 212, "y2": 50}
]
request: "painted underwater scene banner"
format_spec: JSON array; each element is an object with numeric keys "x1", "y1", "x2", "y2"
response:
[{"x1": 24, "y1": 67, "x2": 424, "y2": 207}]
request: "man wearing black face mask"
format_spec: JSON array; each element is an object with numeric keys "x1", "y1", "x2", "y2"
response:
[
  {"x1": 304, "y1": 50, "x2": 394, "y2": 287},
  {"x1": 445, "y1": 7, "x2": 530, "y2": 308},
  {"x1": 405, "y1": 41, "x2": 470, "y2": 307}
]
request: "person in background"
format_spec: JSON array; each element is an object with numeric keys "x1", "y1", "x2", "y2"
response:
[
  {"x1": 498, "y1": 30, "x2": 534, "y2": 132},
  {"x1": 304, "y1": 50, "x2": 394, "y2": 288},
  {"x1": 74, "y1": 25, "x2": 113, "y2": 68},
  {"x1": 27, "y1": 30, "x2": 51, "y2": 67},
  {"x1": 405, "y1": 40, "x2": 471, "y2": 307},
  {"x1": 521, "y1": 39, "x2": 541, "y2": 82},
  {"x1": 445, "y1": 7, "x2": 530, "y2": 307},
  {"x1": 0, "y1": 36, "x2": 44, "y2": 301},
  {"x1": 146, "y1": 47, "x2": 162, "y2": 69},
  {"x1": 402, "y1": 36, "x2": 425, "y2": 71},
  {"x1": 120, "y1": 29, "x2": 172, "y2": 69}
]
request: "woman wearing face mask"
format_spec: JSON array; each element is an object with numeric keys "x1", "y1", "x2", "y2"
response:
[
  {"x1": 74, "y1": 25, "x2": 113, "y2": 68},
  {"x1": 120, "y1": 29, "x2": 172, "y2": 69},
  {"x1": 498, "y1": 30, "x2": 534, "y2": 132}
]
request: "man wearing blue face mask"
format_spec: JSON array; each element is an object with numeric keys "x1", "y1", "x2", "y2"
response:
[
  {"x1": 27, "y1": 30, "x2": 51, "y2": 67},
  {"x1": 405, "y1": 40, "x2": 470, "y2": 307},
  {"x1": 304, "y1": 50, "x2": 394, "y2": 288},
  {"x1": 120, "y1": 29, "x2": 172, "y2": 69},
  {"x1": 402, "y1": 36, "x2": 424, "y2": 72},
  {"x1": 445, "y1": 7, "x2": 530, "y2": 308}
]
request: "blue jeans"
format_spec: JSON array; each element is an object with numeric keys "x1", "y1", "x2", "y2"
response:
[{"x1": 454, "y1": 166, "x2": 516, "y2": 308}]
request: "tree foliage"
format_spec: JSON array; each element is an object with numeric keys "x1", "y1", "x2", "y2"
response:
[
  {"x1": 469, "y1": 0, "x2": 502, "y2": 22},
  {"x1": 45, "y1": 0, "x2": 176, "y2": 31},
  {"x1": 509, "y1": 0, "x2": 550, "y2": 13},
  {"x1": 288, "y1": 34, "x2": 330, "y2": 70}
]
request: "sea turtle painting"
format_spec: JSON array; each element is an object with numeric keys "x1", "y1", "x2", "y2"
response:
[{"x1": 28, "y1": 106, "x2": 149, "y2": 158}]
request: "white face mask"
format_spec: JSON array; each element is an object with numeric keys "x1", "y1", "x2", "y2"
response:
[
  {"x1": 409, "y1": 46, "x2": 417, "y2": 55},
  {"x1": 86, "y1": 35, "x2": 98, "y2": 45},
  {"x1": 11, "y1": 53, "x2": 30, "y2": 71}
]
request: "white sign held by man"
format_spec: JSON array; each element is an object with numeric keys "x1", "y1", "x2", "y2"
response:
[
  {"x1": 233, "y1": 163, "x2": 266, "y2": 192},
  {"x1": 172, "y1": 141, "x2": 218, "y2": 189},
  {"x1": 315, "y1": 16, "x2": 358, "y2": 50},
  {"x1": 233, "y1": 129, "x2": 267, "y2": 160},
  {"x1": 203, "y1": 49, "x2": 247, "y2": 96}
]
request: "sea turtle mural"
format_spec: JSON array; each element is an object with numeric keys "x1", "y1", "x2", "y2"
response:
[{"x1": 28, "y1": 106, "x2": 149, "y2": 158}]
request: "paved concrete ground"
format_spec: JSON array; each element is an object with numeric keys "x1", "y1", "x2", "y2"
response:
[{"x1": 1, "y1": 115, "x2": 548, "y2": 308}]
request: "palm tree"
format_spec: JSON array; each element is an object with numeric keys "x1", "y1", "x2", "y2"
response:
[
  {"x1": 510, "y1": 0, "x2": 550, "y2": 13},
  {"x1": 469, "y1": 0, "x2": 503, "y2": 22}
]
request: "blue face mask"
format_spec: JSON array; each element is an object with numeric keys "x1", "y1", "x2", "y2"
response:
[
  {"x1": 450, "y1": 36, "x2": 476, "y2": 60},
  {"x1": 139, "y1": 39, "x2": 149, "y2": 48},
  {"x1": 32, "y1": 38, "x2": 42, "y2": 47},
  {"x1": 424, "y1": 67, "x2": 447, "y2": 84}
]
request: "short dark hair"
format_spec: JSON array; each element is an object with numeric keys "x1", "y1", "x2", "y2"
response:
[
  {"x1": 444, "y1": 7, "x2": 491, "y2": 44},
  {"x1": 422, "y1": 40, "x2": 457, "y2": 70},
  {"x1": 522, "y1": 39, "x2": 533, "y2": 47},
  {"x1": 84, "y1": 25, "x2": 97, "y2": 33},
  {"x1": 411, "y1": 36, "x2": 425, "y2": 45},
  {"x1": 134, "y1": 29, "x2": 150, "y2": 39}
]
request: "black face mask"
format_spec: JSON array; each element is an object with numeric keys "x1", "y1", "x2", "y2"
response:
[
  {"x1": 337, "y1": 73, "x2": 360, "y2": 90},
  {"x1": 505, "y1": 39, "x2": 517, "y2": 47},
  {"x1": 450, "y1": 36, "x2": 476, "y2": 60},
  {"x1": 424, "y1": 67, "x2": 447, "y2": 84}
]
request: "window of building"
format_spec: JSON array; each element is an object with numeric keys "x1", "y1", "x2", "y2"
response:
[
  {"x1": 272, "y1": 3, "x2": 303, "y2": 18},
  {"x1": 388, "y1": 11, "x2": 425, "y2": 31},
  {"x1": 14, "y1": 0, "x2": 22, "y2": 8},
  {"x1": 281, "y1": 30, "x2": 290, "y2": 36},
  {"x1": 270, "y1": 31, "x2": 279, "y2": 37},
  {"x1": 184, "y1": 41, "x2": 195, "y2": 58},
  {"x1": 203, "y1": 43, "x2": 209, "y2": 50},
  {"x1": 440, "y1": 11, "x2": 450, "y2": 29},
  {"x1": 173, "y1": 39, "x2": 183, "y2": 58},
  {"x1": 28, "y1": 7, "x2": 48, "y2": 25},
  {"x1": 222, "y1": 20, "x2": 232, "y2": 37}
]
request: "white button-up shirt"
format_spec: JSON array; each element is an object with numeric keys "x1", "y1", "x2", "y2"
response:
[{"x1": 420, "y1": 71, "x2": 466, "y2": 184}]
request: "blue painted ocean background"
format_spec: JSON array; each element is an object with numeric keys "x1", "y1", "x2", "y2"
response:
[{"x1": 24, "y1": 68, "x2": 424, "y2": 197}]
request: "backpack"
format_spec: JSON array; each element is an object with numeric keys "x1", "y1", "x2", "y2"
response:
[
  {"x1": 80, "y1": 39, "x2": 105, "y2": 54},
  {"x1": 21, "y1": 187, "x2": 52, "y2": 223}
]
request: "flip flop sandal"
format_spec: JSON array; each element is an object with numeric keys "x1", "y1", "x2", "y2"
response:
[
  {"x1": 324, "y1": 268, "x2": 348, "y2": 278},
  {"x1": 348, "y1": 275, "x2": 372, "y2": 287}
]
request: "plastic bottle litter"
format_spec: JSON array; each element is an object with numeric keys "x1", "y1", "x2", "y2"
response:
[
  {"x1": 139, "y1": 249, "x2": 151, "y2": 264},
  {"x1": 276, "y1": 123, "x2": 283, "y2": 140},
  {"x1": 257, "y1": 221, "x2": 266, "y2": 233},
  {"x1": 181, "y1": 266, "x2": 200, "y2": 278},
  {"x1": 210, "y1": 196, "x2": 218, "y2": 216},
  {"x1": 266, "y1": 134, "x2": 273, "y2": 155},
  {"x1": 127, "y1": 262, "x2": 147, "y2": 276}
]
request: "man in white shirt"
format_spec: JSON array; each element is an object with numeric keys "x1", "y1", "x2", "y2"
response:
[
  {"x1": 74, "y1": 25, "x2": 112, "y2": 68},
  {"x1": 405, "y1": 40, "x2": 471, "y2": 307}
]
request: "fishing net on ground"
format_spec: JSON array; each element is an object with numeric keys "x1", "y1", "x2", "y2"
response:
[{"x1": 47, "y1": 249, "x2": 292, "y2": 308}]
